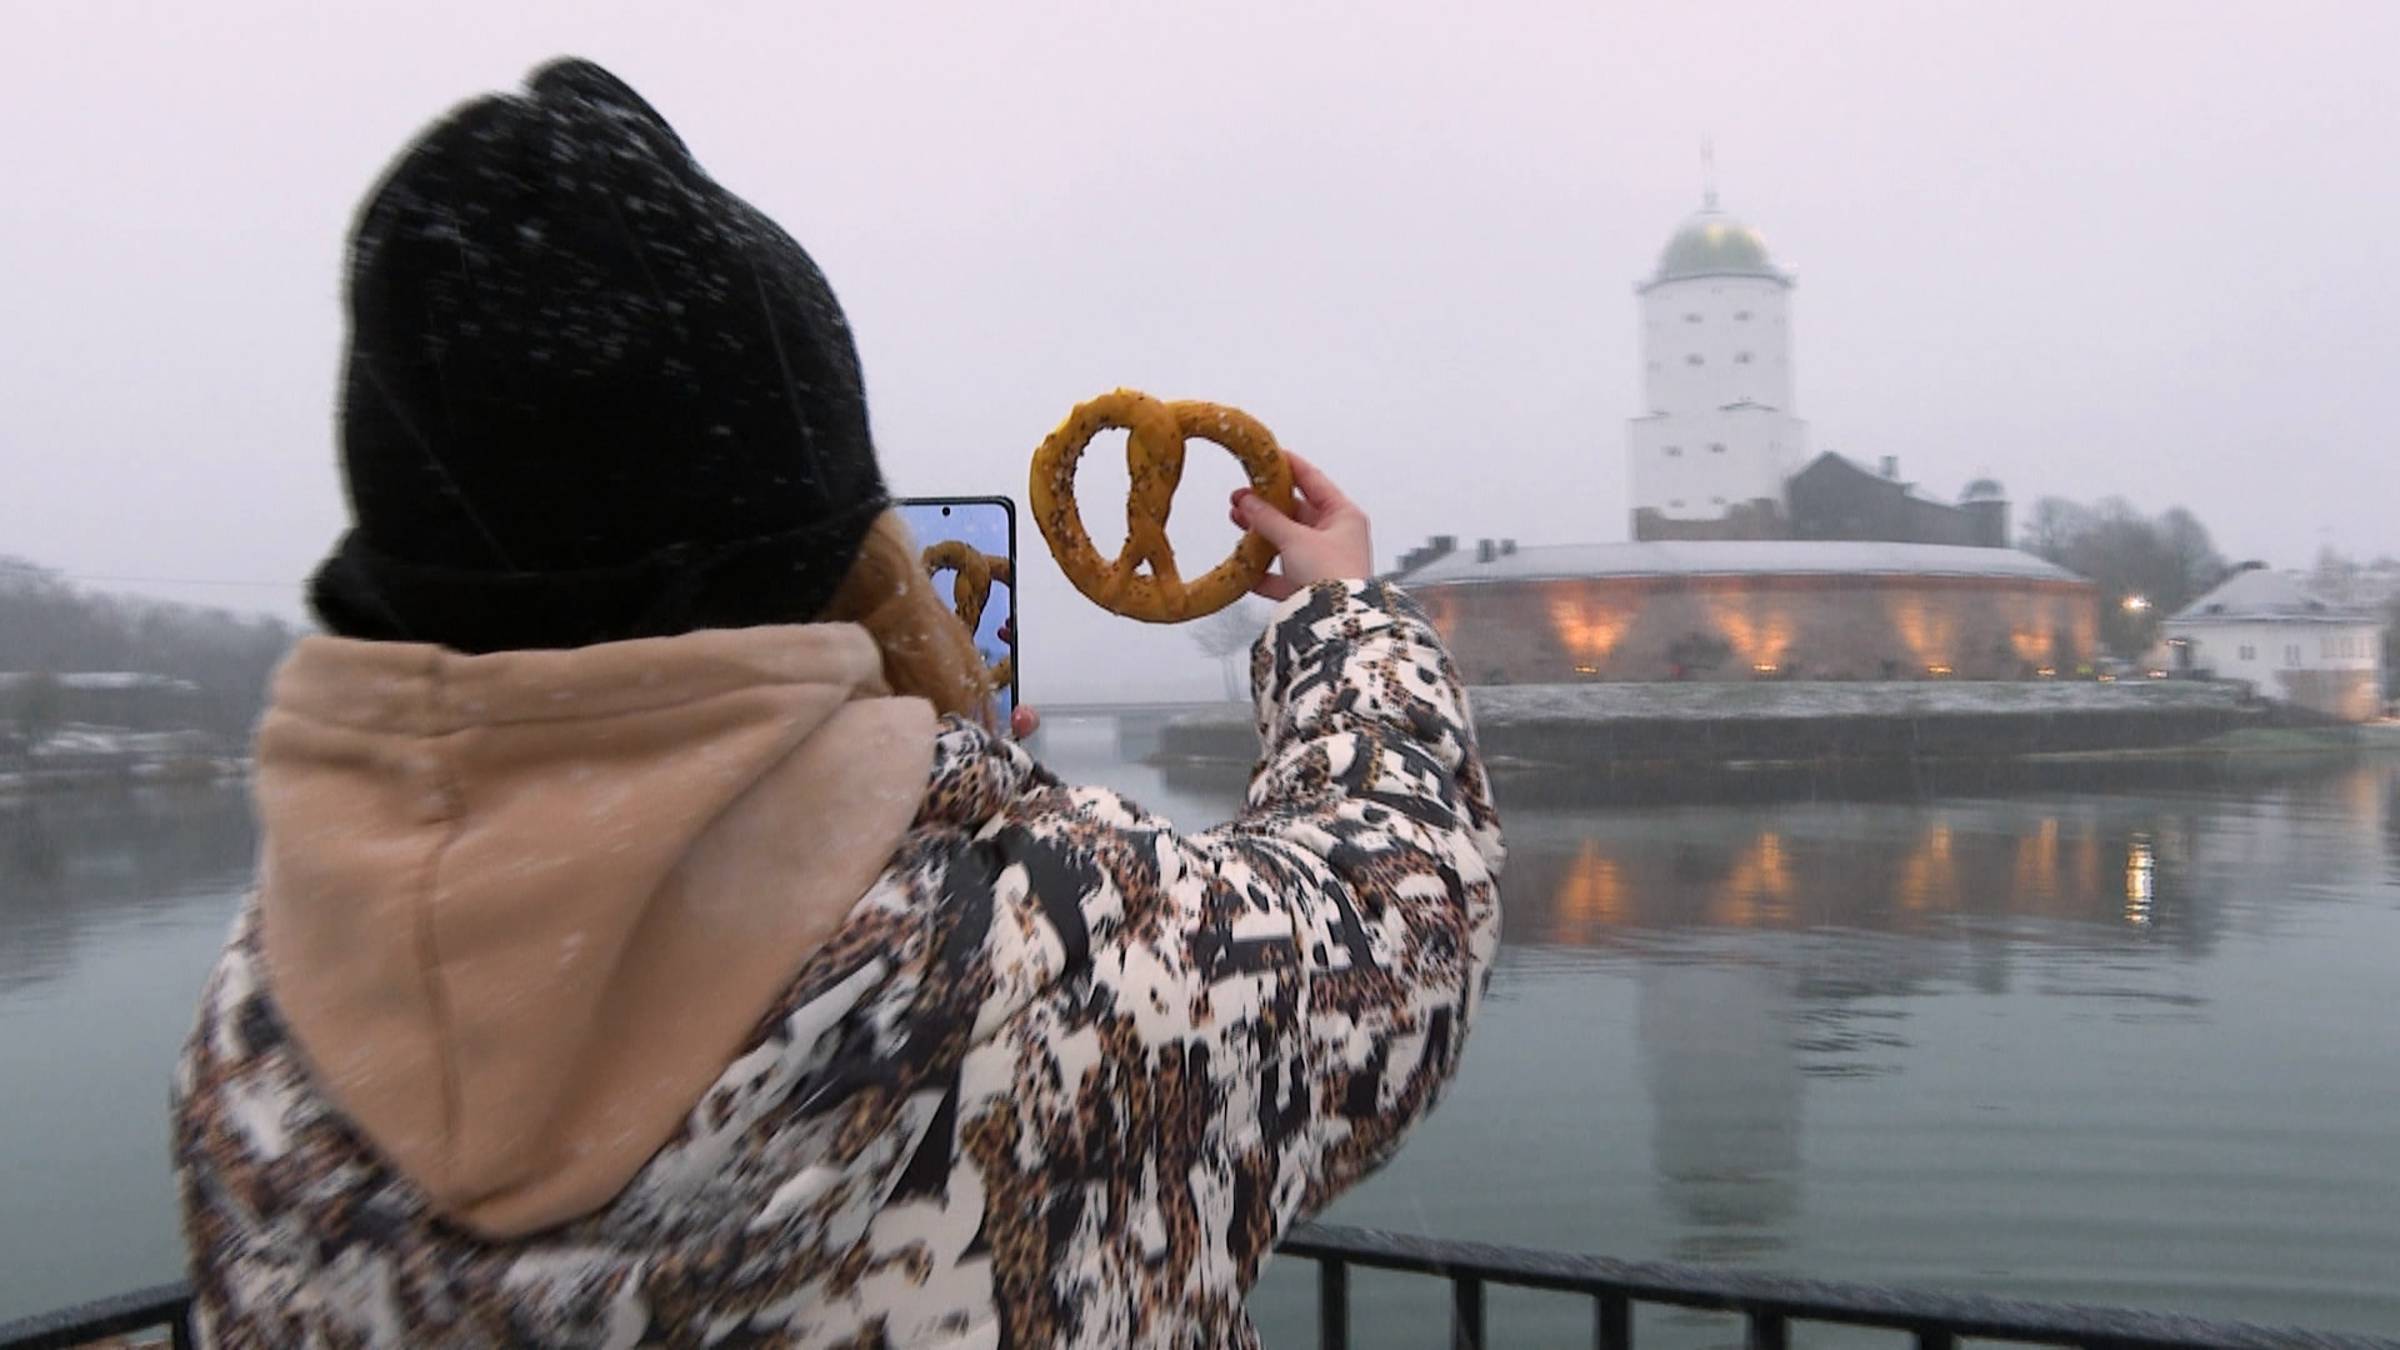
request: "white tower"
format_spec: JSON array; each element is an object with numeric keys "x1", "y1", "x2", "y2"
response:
[{"x1": 1627, "y1": 190, "x2": 1808, "y2": 539}]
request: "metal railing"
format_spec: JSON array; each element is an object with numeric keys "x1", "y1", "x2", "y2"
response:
[
  {"x1": 1279, "y1": 1225, "x2": 2400, "y2": 1349},
  {"x1": 8, "y1": 1227, "x2": 2399, "y2": 1350},
  {"x1": 0, "y1": 1284, "x2": 191, "y2": 1350}
]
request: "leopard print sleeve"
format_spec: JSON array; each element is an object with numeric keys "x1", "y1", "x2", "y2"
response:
[
  {"x1": 1211, "y1": 579, "x2": 1505, "y2": 1207},
  {"x1": 937, "y1": 580, "x2": 1502, "y2": 1341}
]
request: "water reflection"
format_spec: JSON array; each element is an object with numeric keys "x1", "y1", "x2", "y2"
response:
[
  {"x1": 0, "y1": 786, "x2": 255, "y2": 994},
  {"x1": 1639, "y1": 961, "x2": 1802, "y2": 1263},
  {"x1": 3, "y1": 745, "x2": 2398, "y2": 1334},
  {"x1": 2125, "y1": 833, "x2": 2155, "y2": 926},
  {"x1": 1508, "y1": 793, "x2": 2246, "y2": 954},
  {"x1": 1491, "y1": 758, "x2": 2400, "y2": 1272}
]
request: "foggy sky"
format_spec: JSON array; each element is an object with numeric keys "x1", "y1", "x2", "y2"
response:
[{"x1": 6, "y1": 1, "x2": 2396, "y2": 701}]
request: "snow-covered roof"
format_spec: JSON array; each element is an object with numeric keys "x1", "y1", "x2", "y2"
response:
[
  {"x1": 0, "y1": 671, "x2": 201, "y2": 693},
  {"x1": 2168, "y1": 568, "x2": 2381, "y2": 626},
  {"x1": 1403, "y1": 539, "x2": 2086, "y2": 587}
]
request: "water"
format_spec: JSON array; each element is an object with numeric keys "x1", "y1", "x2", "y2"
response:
[{"x1": 5, "y1": 721, "x2": 2399, "y2": 1344}]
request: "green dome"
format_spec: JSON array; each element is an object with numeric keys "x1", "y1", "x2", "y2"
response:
[{"x1": 1651, "y1": 209, "x2": 1785, "y2": 286}]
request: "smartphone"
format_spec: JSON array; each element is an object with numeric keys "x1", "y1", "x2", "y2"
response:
[{"x1": 896, "y1": 496, "x2": 1019, "y2": 722}]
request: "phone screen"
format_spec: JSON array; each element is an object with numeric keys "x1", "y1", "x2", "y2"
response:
[{"x1": 896, "y1": 497, "x2": 1018, "y2": 722}]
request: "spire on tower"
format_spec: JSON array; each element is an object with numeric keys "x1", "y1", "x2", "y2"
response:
[{"x1": 1701, "y1": 137, "x2": 1718, "y2": 210}]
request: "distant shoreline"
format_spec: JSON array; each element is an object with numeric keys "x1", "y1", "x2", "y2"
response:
[
  {"x1": 1150, "y1": 681, "x2": 2396, "y2": 805},
  {"x1": 0, "y1": 758, "x2": 248, "y2": 803}
]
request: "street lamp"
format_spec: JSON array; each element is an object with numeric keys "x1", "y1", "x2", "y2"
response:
[{"x1": 2122, "y1": 595, "x2": 2151, "y2": 614}]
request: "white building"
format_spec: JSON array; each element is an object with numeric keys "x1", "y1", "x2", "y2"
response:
[
  {"x1": 1626, "y1": 192, "x2": 1809, "y2": 539},
  {"x1": 2162, "y1": 566, "x2": 2387, "y2": 722}
]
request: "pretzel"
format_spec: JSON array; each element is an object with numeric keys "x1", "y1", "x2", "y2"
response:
[
  {"x1": 1028, "y1": 389, "x2": 1296, "y2": 623},
  {"x1": 921, "y1": 540, "x2": 1015, "y2": 691}
]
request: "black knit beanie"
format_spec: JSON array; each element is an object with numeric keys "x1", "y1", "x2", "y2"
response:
[{"x1": 309, "y1": 58, "x2": 888, "y2": 654}]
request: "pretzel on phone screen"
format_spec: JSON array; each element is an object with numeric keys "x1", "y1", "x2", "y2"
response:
[
  {"x1": 1028, "y1": 389, "x2": 1296, "y2": 623},
  {"x1": 921, "y1": 540, "x2": 1014, "y2": 691}
]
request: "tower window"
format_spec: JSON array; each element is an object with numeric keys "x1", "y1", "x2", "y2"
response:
[
  {"x1": 1735, "y1": 351, "x2": 1754, "y2": 364},
  {"x1": 1664, "y1": 445, "x2": 1683, "y2": 457},
  {"x1": 1711, "y1": 496, "x2": 1726, "y2": 506},
  {"x1": 1735, "y1": 309, "x2": 1753, "y2": 321},
  {"x1": 1686, "y1": 354, "x2": 1704, "y2": 366},
  {"x1": 1684, "y1": 312, "x2": 1702, "y2": 323},
  {"x1": 1709, "y1": 442, "x2": 1726, "y2": 454}
]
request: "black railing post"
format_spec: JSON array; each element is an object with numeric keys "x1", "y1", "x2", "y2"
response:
[
  {"x1": 1912, "y1": 1331, "x2": 1955, "y2": 1350},
  {"x1": 1316, "y1": 1257, "x2": 1349, "y2": 1350},
  {"x1": 1595, "y1": 1292, "x2": 1632, "y2": 1350},
  {"x1": 1452, "y1": 1275, "x2": 1485, "y2": 1349},
  {"x1": 1746, "y1": 1309, "x2": 1789, "y2": 1350}
]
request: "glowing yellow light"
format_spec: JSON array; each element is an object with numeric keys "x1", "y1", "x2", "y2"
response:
[
  {"x1": 2125, "y1": 837, "x2": 2155, "y2": 925},
  {"x1": 1886, "y1": 592, "x2": 1960, "y2": 670},
  {"x1": 1709, "y1": 596, "x2": 1794, "y2": 669},
  {"x1": 1713, "y1": 830, "x2": 1794, "y2": 926},
  {"x1": 1545, "y1": 588, "x2": 1629, "y2": 666},
  {"x1": 1926, "y1": 663, "x2": 1954, "y2": 677},
  {"x1": 1573, "y1": 664, "x2": 1599, "y2": 675},
  {"x1": 1553, "y1": 841, "x2": 1628, "y2": 943},
  {"x1": 2013, "y1": 817, "x2": 2062, "y2": 904},
  {"x1": 1898, "y1": 822, "x2": 1958, "y2": 911},
  {"x1": 2036, "y1": 666, "x2": 2057, "y2": 679},
  {"x1": 1752, "y1": 662, "x2": 1780, "y2": 675}
]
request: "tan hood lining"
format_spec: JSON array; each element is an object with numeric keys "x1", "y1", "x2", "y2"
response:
[{"x1": 256, "y1": 623, "x2": 934, "y2": 1236}]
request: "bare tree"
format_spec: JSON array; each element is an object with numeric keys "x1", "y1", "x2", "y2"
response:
[
  {"x1": 1188, "y1": 599, "x2": 1272, "y2": 700},
  {"x1": 2019, "y1": 497, "x2": 2094, "y2": 560},
  {"x1": 4, "y1": 672, "x2": 62, "y2": 753},
  {"x1": 2021, "y1": 502, "x2": 2229, "y2": 659},
  {"x1": 2160, "y1": 507, "x2": 2231, "y2": 597},
  {"x1": 0, "y1": 556, "x2": 300, "y2": 740}
]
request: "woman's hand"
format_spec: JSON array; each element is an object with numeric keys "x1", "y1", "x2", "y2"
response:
[{"x1": 1227, "y1": 452, "x2": 1374, "y2": 601}]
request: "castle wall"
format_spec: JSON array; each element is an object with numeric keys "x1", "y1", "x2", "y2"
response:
[{"x1": 1413, "y1": 573, "x2": 2099, "y2": 684}]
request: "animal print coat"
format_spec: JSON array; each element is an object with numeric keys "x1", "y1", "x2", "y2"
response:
[{"x1": 173, "y1": 580, "x2": 1504, "y2": 1348}]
